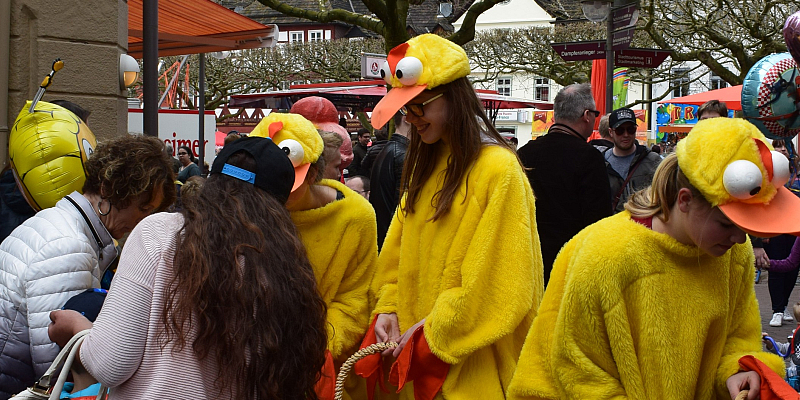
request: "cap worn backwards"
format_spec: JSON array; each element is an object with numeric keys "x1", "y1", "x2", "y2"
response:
[{"x1": 210, "y1": 136, "x2": 296, "y2": 202}]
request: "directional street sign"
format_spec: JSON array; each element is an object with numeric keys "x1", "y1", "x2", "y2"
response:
[
  {"x1": 612, "y1": 4, "x2": 639, "y2": 31},
  {"x1": 550, "y1": 41, "x2": 605, "y2": 61},
  {"x1": 615, "y1": 48, "x2": 672, "y2": 68},
  {"x1": 612, "y1": 27, "x2": 635, "y2": 51}
]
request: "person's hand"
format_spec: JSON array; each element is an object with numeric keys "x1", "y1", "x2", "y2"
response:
[
  {"x1": 726, "y1": 371, "x2": 761, "y2": 400},
  {"x1": 48, "y1": 310, "x2": 93, "y2": 348},
  {"x1": 375, "y1": 313, "x2": 401, "y2": 356},
  {"x1": 753, "y1": 247, "x2": 770, "y2": 270},
  {"x1": 762, "y1": 332, "x2": 774, "y2": 351},
  {"x1": 392, "y1": 319, "x2": 426, "y2": 358}
]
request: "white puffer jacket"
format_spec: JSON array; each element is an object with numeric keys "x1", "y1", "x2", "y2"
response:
[{"x1": 0, "y1": 193, "x2": 116, "y2": 399}]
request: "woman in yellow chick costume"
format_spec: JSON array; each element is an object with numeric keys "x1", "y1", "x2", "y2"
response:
[
  {"x1": 249, "y1": 113, "x2": 378, "y2": 400},
  {"x1": 365, "y1": 34, "x2": 544, "y2": 400},
  {"x1": 508, "y1": 118, "x2": 800, "y2": 400}
]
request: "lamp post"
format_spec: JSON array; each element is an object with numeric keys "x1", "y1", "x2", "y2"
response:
[{"x1": 581, "y1": 0, "x2": 613, "y2": 113}]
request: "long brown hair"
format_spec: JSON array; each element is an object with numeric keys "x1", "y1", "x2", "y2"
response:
[
  {"x1": 399, "y1": 77, "x2": 516, "y2": 220},
  {"x1": 161, "y1": 151, "x2": 327, "y2": 399}
]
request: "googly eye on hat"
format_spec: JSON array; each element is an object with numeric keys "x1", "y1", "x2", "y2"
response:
[
  {"x1": 676, "y1": 117, "x2": 800, "y2": 237},
  {"x1": 370, "y1": 34, "x2": 471, "y2": 129},
  {"x1": 249, "y1": 113, "x2": 323, "y2": 192}
]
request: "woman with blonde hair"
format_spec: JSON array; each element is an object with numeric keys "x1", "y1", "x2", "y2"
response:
[{"x1": 508, "y1": 118, "x2": 800, "y2": 400}]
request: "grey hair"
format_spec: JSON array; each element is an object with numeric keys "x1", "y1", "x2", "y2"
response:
[
  {"x1": 165, "y1": 143, "x2": 174, "y2": 153},
  {"x1": 553, "y1": 83, "x2": 596, "y2": 123}
]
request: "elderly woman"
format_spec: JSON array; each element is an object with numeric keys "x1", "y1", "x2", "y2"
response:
[
  {"x1": 0, "y1": 135, "x2": 175, "y2": 398},
  {"x1": 176, "y1": 145, "x2": 201, "y2": 183}
]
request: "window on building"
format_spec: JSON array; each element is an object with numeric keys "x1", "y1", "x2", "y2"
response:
[
  {"x1": 309, "y1": 30, "x2": 323, "y2": 42},
  {"x1": 289, "y1": 31, "x2": 304, "y2": 43},
  {"x1": 710, "y1": 72, "x2": 727, "y2": 90},
  {"x1": 497, "y1": 77, "x2": 512, "y2": 96},
  {"x1": 671, "y1": 68, "x2": 690, "y2": 97},
  {"x1": 534, "y1": 77, "x2": 550, "y2": 101}
]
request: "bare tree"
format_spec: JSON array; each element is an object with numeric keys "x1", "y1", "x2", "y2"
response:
[
  {"x1": 253, "y1": 0, "x2": 510, "y2": 51},
  {"x1": 165, "y1": 38, "x2": 385, "y2": 122},
  {"x1": 466, "y1": 0, "x2": 794, "y2": 107}
]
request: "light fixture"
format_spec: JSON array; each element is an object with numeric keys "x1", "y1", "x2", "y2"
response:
[
  {"x1": 119, "y1": 54, "x2": 140, "y2": 90},
  {"x1": 581, "y1": 0, "x2": 611, "y2": 23}
]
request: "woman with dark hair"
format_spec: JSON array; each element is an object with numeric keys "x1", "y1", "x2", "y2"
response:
[
  {"x1": 48, "y1": 137, "x2": 328, "y2": 399},
  {"x1": 365, "y1": 34, "x2": 543, "y2": 399},
  {"x1": 0, "y1": 135, "x2": 175, "y2": 398},
  {"x1": 176, "y1": 145, "x2": 201, "y2": 183}
]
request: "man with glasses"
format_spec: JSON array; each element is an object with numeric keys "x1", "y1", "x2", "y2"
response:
[
  {"x1": 517, "y1": 83, "x2": 612, "y2": 285},
  {"x1": 603, "y1": 107, "x2": 662, "y2": 213}
]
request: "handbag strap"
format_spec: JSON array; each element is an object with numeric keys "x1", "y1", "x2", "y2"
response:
[
  {"x1": 48, "y1": 334, "x2": 88, "y2": 400},
  {"x1": 33, "y1": 329, "x2": 92, "y2": 393}
]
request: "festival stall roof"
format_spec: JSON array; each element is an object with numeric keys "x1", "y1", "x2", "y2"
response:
[
  {"x1": 229, "y1": 81, "x2": 554, "y2": 113},
  {"x1": 127, "y1": 0, "x2": 278, "y2": 58},
  {"x1": 658, "y1": 85, "x2": 743, "y2": 111}
]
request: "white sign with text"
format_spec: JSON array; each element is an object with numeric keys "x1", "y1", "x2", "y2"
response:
[{"x1": 128, "y1": 109, "x2": 216, "y2": 165}]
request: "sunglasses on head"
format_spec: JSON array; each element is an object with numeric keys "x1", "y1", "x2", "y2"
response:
[{"x1": 614, "y1": 125, "x2": 637, "y2": 135}]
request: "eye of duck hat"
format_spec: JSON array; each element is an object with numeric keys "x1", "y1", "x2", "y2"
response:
[
  {"x1": 249, "y1": 113, "x2": 323, "y2": 192},
  {"x1": 370, "y1": 33, "x2": 471, "y2": 129},
  {"x1": 210, "y1": 136, "x2": 296, "y2": 202},
  {"x1": 676, "y1": 117, "x2": 800, "y2": 237}
]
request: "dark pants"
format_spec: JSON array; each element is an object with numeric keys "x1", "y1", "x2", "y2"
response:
[{"x1": 769, "y1": 268, "x2": 799, "y2": 313}]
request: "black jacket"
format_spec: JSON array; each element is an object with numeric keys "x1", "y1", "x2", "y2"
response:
[
  {"x1": 369, "y1": 135, "x2": 409, "y2": 250},
  {"x1": 349, "y1": 142, "x2": 368, "y2": 177},
  {"x1": 517, "y1": 126, "x2": 612, "y2": 284},
  {"x1": 360, "y1": 140, "x2": 389, "y2": 178},
  {"x1": 0, "y1": 169, "x2": 35, "y2": 243}
]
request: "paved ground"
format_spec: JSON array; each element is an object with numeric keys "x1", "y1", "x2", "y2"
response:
[{"x1": 756, "y1": 271, "x2": 797, "y2": 346}]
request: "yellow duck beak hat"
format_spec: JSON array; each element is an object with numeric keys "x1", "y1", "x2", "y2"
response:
[
  {"x1": 677, "y1": 117, "x2": 800, "y2": 237},
  {"x1": 370, "y1": 33, "x2": 471, "y2": 129},
  {"x1": 9, "y1": 101, "x2": 97, "y2": 211},
  {"x1": 249, "y1": 113, "x2": 323, "y2": 192}
]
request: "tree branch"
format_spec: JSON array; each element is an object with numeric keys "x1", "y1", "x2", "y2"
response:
[{"x1": 255, "y1": 0, "x2": 385, "y2": 34}]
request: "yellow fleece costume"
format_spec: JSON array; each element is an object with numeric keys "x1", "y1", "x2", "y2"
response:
[
  {"x1": 252, "y1": 114, "x2": 376, "y2": 400},
  {"x1": 372, "y1": 143, "x2": 544, "y2": 399},
  {"x1": 507, "y1": 212, "x2": 784, "y2": 400},
  {"x1": 509, "y1": 118, "x2": 797, "y2": 400},
  {"x1": 290, "y1": 178, "x2": 378, "y2": 361}
]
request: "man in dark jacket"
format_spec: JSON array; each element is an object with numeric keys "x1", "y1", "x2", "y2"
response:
[
  {"x1": 517, "y1": 84, "x2": 612, "y2": 285},
  {"x1": 348, "y1": 128, "x2": 371, "y2": 177},
  {"x1": 370, "y1": 114, "x2": 410, "y2": 250},
  {"x1": 360, "y1": 128, "x2": 389, "y2": 178},
  {"x1": 603, "y1": 107, "x2": 662, "y2": 213}
]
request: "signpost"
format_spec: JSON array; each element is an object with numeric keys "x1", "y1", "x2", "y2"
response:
[
  {"x1": 616, "y1": 48, "x2": 672, "y2": 68},
  {"x1": 612, "y1": 4, "x2": 639, "y2": 30},
  {"x1": 550, "y1": 41, "x2": 606, "y2": 61},
  {"x1": 611, "y1": 27, "x2": 635, "y2": 50}
]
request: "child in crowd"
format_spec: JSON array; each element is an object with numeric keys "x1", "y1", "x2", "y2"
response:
[
  {"x1": 763, "y1": 302, "x2": 800, "y2": 390},
  {"x1": 508, "y1": 118, "x2": 800, "y2": 400}
]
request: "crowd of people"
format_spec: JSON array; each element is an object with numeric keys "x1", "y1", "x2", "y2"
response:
[{"x1": 1, "y1": 33, "x2": 799, "y2": 400}]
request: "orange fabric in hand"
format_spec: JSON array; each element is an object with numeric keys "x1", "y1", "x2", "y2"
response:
[
  {"x1": 315, "y1": 349, "x2": 336, "y2": 400},
  {"x1": 355, "y1": 316, "x2": 386, "y2": 400},
  {"x1": 738, "y1": 355, "x2": 800, "y2": 400},
  {"x1": 388, "y1": 325, "x2": 450, "y2": 400}
]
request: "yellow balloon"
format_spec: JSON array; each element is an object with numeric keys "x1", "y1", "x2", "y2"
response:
[{"x1": 9, "y1": 101, "x2": 96, "y2": 211}]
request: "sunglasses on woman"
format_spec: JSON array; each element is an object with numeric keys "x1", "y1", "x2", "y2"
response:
[{"x1": 400, "y1": 93, "x2": 444, "y2": 117}]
